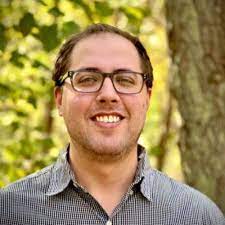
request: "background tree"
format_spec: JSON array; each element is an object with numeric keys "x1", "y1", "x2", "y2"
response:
[{"x1": 166, "y1": 0, "x2": 225, "y2": 212}]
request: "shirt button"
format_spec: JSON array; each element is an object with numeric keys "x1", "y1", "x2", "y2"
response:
[
  {"x1": 129, "y1": 190, "x2": 134, "y2": 195},
  {"x1": 106, "y1": 220, "x2": 112, "y2": 225}
]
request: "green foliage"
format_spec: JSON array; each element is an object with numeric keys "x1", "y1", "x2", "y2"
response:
[
  {"x1": 17, "y1": 12, "x2": 36, "y2": 36},
  {"x1": 94, "y1": 1, "x2": 113, "y2": 17},
  {"x1": 48, "y1": 7, "x2": 64, "y2": 17},
  {"x1": 0, "y1": 24, "x2": 7, "y2": 51},
  {"x1": 35, "y1": 24, "x2": 60, "y2": 51},
  {"x1": 61, "y1": 21, "x2": 80, "y2": 38},
  {"x1": 10, "y1": 50, "x2": 27, "y2": 68},
  {"x1": 0, "y1": 0, "x2": 171, "y2": 187}
]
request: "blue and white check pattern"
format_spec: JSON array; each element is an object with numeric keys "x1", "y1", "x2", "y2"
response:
[{"x1": 0, "y1": 145, "x2": 224, "y2": 225}]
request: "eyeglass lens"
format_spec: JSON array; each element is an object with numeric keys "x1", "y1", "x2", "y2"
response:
[{"x1": 71, "y1": 71, "x2": 144, "y2": 93}]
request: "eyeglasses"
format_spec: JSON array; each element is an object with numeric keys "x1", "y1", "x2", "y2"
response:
[{"x1": 55, "y1": 69, "x2": 151, "y2": 94}]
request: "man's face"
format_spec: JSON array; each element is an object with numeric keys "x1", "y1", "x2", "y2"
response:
[{"x1": 55, "y1": 33, "x2": 151, "y2": 160}]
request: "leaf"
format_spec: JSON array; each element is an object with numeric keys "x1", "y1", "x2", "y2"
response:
[
  {"x1": 11, "y1": 121, "x2": 20, "y2": 131},
  {"x1": 119, "y1": 6, "x2": 148, "y2": 35},
  {"x1": 48, "y1": 7, "x2": 64, "y2": 17},
  {"x1": 0, "y1": 24, "x2": 7, "y2": 51},
  {"x1": 120, "y1": 6, "x2": 144, "y2": 21},
  {"x1": 150, "y1": 146, "x2": 163, "y2": 156},
  {"x1": 36, "y1": 0, "x2": 47, "y2": 6},
  {"x1": 61, "y1": 21, "x2": 80, "y2": 38},
  {"x1": 0, "y1": 83, "x2": 11, "y2": 100},
  {"x1": 69, "y1": 0, "x2": 93, "y2": 22},
  {"x1": 18, "y1": 12, "x2": 36, "y2": 36},
  {"x1": 32, "y1": 60, "x2": 50, "y2": 70},
  {"x1": 35, "y1": 24, "x2": 60, "y2": 51},
  {"x1": 41, "y1": 137, "x2": 54, "y2": 149},
  {"x1": 72, "y1": 0, "x2": 85, "y2": 6},
  {"x1": 16, "y1": 110, "x2": 28, "y2": 117},
  {"x1": 27, "y1": 95, "x2": 37, "y2": 108},
  {"x1": 94, "y1": 1, "x2": 113, "y2": 17},
  {"x1": 0, "y1": 23, "x2": 5, "y2": 33},
  {"x1": 10, "y1": 50, "x2": 26, "y2": 68},
  {"x1": 0, "y1": 83, "x2": 11, "y2": 92}
]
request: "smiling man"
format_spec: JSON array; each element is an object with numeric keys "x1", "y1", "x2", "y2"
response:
[{"x1": 0, "y1": 24, "x2": 224, "y2": 225}]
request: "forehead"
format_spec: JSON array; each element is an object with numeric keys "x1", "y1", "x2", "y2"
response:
[{"x1": 69, "y1": 33, "x2": 141, "y2": 71}]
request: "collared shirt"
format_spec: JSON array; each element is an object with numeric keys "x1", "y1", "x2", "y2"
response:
[{"x1": 0, "y1": 145, "x2": 224, "y2": 225}]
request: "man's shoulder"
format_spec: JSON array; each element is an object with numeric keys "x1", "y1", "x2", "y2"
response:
[
  {"x1": 150, "y1": 169, "x2": 216, "y2": 205},
  {"x1": 146, "y1": 169, "x2": 225, "y2": 223},
  {"x1": 0, "y1": 164, "x2": 59, "y2": 224},
  {"x1": 0, "y1": 164, "x2": 54, "y2": 195}
]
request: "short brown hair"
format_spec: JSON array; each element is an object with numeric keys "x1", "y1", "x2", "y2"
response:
[{"x1": 52, "y1": 23, "x2": 153, "y2": 88}]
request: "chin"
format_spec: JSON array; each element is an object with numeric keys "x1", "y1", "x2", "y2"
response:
[{"x1": 87, "y1": 142, "x2": 133, "y2": 162}]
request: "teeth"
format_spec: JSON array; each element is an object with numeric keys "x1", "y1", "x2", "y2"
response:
[{"x1": 96, "y1": 115, "x2": 120, "y2": 123}]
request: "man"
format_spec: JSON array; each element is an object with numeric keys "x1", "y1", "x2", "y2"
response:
[{"x1": 0, "y1": 24, "x2": 224, "y2": 225}]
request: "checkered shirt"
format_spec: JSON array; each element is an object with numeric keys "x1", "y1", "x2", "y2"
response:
[{"x1": 0, "y1": 145, "x2": 224, "y2": 225}]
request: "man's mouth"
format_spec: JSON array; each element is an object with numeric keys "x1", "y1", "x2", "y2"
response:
[
  {"x1": 91, "y1": 113, "x2": 124, "y2": 124},
  {"x1": 95, "y1": 115, "x2": 121, "y2": 123}
]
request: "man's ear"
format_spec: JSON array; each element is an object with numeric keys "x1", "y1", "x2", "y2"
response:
[
  {"x1": 147, "y1": 88, "x2": 152, "y2": 98},
  {"x1": 145, "y1": 88, "x2": 152, "y2": 109},
  {"x1": 54, "y1": 86, "x2": 63, "y2": 116}
]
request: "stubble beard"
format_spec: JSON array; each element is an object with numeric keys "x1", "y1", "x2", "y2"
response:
[{"x1": 69, "y1": 126, "x2": 144, "y2": 163}]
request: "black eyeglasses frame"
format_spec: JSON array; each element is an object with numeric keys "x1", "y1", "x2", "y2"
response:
[{"x1": 55, "y1": 69, "x2": 151, "y2": 94}]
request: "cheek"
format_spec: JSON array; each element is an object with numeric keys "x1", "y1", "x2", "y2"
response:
[
  {"x1": 137, "y1": 95, "x2": 149, "y2": 111},
  {"x1": 124, "y1": 94, "x2": 149, "y2": 113},
  {"x1": 126, "y1": 100, "x2": 148, "y2": 121},
  {"x1": 61, "y1": 94, "x2": 79, "y2": 118},
  {"x1": 139, "y1": 102, "x2": 148, "y2": 118},
  {"x1": 62, "y1": 94, "x2": 94, "y2": 119},
  {"x1": 134, "y1": 100, "x2": 149, "y2": 123},
  {"x1": 143, "y1": 101, "x2": 149, "y2": 113}
]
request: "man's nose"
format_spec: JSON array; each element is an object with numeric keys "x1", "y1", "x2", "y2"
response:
[{"x1": 96, "y1": 78, "x2": 120, "y2": 103}]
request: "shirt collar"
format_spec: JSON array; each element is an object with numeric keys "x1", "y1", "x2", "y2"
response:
[
  {"x1": 46, "y1": 145, "x2": 72, "y2": 196},
  {"x1": 133, "y1": 145, "x2": 154, "y2": 202},
  {"x1": 46, "y1": 144, "x2": 154, "y2": 202}
]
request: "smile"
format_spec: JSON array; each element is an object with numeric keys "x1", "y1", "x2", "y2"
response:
[{"x1": 95, "y1": 115, "x2": 121, "y2": 123}]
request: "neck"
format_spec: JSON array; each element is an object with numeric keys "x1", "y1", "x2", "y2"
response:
[{"x1": 69, "y1": 142, "x2": 138, "y2": 215}]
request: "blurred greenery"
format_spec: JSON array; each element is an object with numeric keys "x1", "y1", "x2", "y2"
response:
[{"x1": 0, "y1": 0, "x2": 182, "y2": 187}]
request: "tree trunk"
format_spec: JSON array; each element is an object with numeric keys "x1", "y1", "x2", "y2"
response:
[{"x1": 165, "y1": 0, "x2": 225, "y2": 213}]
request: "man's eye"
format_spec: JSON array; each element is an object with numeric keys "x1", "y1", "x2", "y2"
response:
[
  {"x1": 75, "y1": 74, "x2": 99, "y2": 85},
  {"x1": 115, "y1": 76, "x2": 135, "y2": 86},
  {"x1": 79, "y1": 76, "x2": 97, "y2": 83}
]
